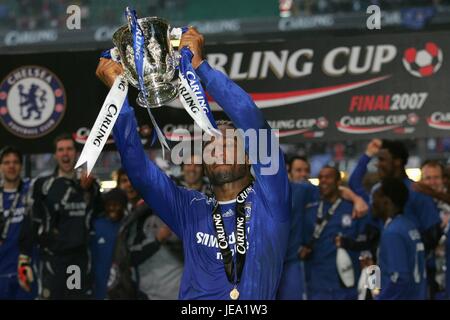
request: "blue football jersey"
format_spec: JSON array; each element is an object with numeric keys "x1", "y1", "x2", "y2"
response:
[{"x1": 113, "y1": 61, "x2": 290, "y2": 300}]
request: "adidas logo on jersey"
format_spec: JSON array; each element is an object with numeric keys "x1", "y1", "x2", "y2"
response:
[{"x1": 222, "y1": 209, "x2": 234, "y2": 218}]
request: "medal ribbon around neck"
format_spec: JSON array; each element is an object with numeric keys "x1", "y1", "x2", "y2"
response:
[{"x1": 211, "y1": 183, "x2": 253, "y2": 300}]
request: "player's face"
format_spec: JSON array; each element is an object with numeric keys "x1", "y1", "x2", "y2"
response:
[
  {"x1": 421, "y1": 165, "x2": 444, "y2": 191},
  {"x1": 118, "y1": 174, "x2": 138, "y2": 202},
  {"x1": 55, "y1": 139, "x2": 76, "y2": 174},
  {"x1": 0, "y1": 153, "x2": 22, "y2": 183},
  {"x1": 290, "y1": 159, "x2": 310, "y2": 182},
  {"x1": 105, "y1": 201, "x2": 124, "y2": 222},
  {"x1": 318, "y1": 168, "x2": 339, "y2": 199},
  {"x1": 376, "y1": 149, "x2": 395, "y2": 179},
  {"x1": 203, "y1": 125, "x2": 249, "y2": 186}
]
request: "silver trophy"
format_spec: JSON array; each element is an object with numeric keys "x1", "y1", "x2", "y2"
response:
[{"x1": 112, "y1": 17, "x2": 179, "y2": 108}]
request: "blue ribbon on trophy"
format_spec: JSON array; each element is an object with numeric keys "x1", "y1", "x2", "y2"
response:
[
  {"x1": 76, "y1": 7, "x2": 220, "y2": 175},
  {"x1": 126, "y1": 7, "x2": 170, "y2": 150},
  {"x1": 177, "y1": 45, "x2": 219, "y2": 134}
]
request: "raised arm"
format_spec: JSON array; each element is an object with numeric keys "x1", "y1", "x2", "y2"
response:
[
  {"x1": 112, "y1": 100, "x2": 192, "y2": 238},
  {"x1": 180, "y1": 28, "x2": 290, "y2": 220},
  {"x1": 339, "y1": 186, "x2": 369, "y2": 218},
  {"x1": 413, "y1": 182, "x2": 450, "y2": 206},
  {"x1": 349, "y1": 139, "x2": 381, "y2": 201},
  {"x1": 96, "y1": 58, "x2": 192, "y2": 238}
]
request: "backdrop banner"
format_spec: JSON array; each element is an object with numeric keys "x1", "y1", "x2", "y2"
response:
[{"x1": 1, "y1": 31, "x2": 449, "y2": 153}]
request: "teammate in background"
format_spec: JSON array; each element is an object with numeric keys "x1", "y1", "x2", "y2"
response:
[
  {"x1": 373, "y1": 177, "x2": 426, "y2": 300},
  {"x1": 179, "y1": 154, "x2": 212, "y2": 196},
  {"x1": 97, "y1": 27, "x2": 290, "y2": 299},
  {"x1": 278, "y1": 163, "x2": 368, "y2": 300},
  {"x1": 288, "y1": 156, "x2": 310, "y2": 183},
  {"x1": 91, "y1": 188, "x2": 127, "y2": 299},
  {"x1": 117, "y1": 168, "x2": 140, "y2": 212},
  {"x1": 414, "y1": 160, "x2": 450, "y2": 299},
  {"x1": 109, "y1": 171, "x2": 183, "y2": 300},
  {"x1": 0, "y1": 146, "x2": 36, "y2": 299},
  {"x1": 348, "y1": 139, "x2": 441, "y2": 253},
  {"x1": 299, "y1": 166, "x2": 365, "y2": 299},
  {"x1": 108, "y1": 199, "x2": 180, "y2": 300},
  {"x1": 278, "y1": 156, "x2": 314, "y2": 300},
  {"x1": 415, "y1": 160, "x2": 450, "y2": 209},
  {"x1": 19, "y1": 134, "x2": 103, "y2": 299}
]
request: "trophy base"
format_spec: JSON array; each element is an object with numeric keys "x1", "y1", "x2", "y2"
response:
[{"x1": 136, "y1": 83, "x2": 178, "y2": 108}]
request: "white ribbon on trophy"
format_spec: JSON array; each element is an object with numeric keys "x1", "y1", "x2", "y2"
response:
[{"x1": 75, "y1": 73, "x2": 128, "y2": 175}]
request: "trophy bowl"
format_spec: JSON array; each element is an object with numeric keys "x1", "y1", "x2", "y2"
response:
[{"x1": 112, "y1": 17, "x2": 178, "y2": 108}]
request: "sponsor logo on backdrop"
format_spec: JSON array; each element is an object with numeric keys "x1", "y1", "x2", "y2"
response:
[
  {"x1": 165, "y1": 43, "x2": 443, "y2": 113},
  {"x1": 336, "y1": 113, "x2": 419, "y2": 134},
  {"x1": 167, "y1": 42, "x2": 443, "y2": 112},
  {"x1": 402, "y1": 42, "x2": 443, "y2": 78},
  {"x1": 206, "y1": 45, "x2": 397, "y2": 80},
  {"x1": 339, "y1": 91, "x2": 423, "y2": 134},
  {"x1": 0, "y1": 65, "x2": 66, "y2": 138},
  {"x1": 427, "y1": 112, "x2": 450, "y2": 130},
  {"x1": 162, "y1": 117, "x2": 328, "y2": 140},
  {"x1": 268, "y1": 117, "x2": 327, "y2": 138},
  {"x1": 4, "y1": 30, "x2": 58, "y2": 46}
]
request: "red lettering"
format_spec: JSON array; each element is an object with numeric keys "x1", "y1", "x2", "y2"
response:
[
  {"x1": 363, "y1": 96, "x2": 375, "y2": 111},
  {"x1": 349, "y1": 95, "x2": 392, "y2": 112},
  {"x1": 374, "y1": 96, "x2": 384, "y2": 111},
  {"x1": 349, "y1": 96, "x2": 360, "y2": 112}
]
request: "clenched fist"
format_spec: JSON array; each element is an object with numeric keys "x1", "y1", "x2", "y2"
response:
[
  {"x1": 365, "y1": 139, "x2": 382, "y2": 158},
  {"x1": 96, "y1": 58, "x2": 124, "y2": 88},
  {"x1": 179, "y1": 27, "x2": 205, "y2": 69}
]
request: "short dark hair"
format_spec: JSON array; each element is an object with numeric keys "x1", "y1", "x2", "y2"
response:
[
  {"x1": 288, "y1": 156, "x2": 309, "y2": 171},
  {"x1": 102, "y1": 188, "x2": 128, "y2": 208},
  {"x1": 215, "y1": 119, "x2": 235, "y2": 129},
  {"x1": 379, "y1": 177, "x2": 409, "y2": 213},
  {"x1": 202, "y1": 119, "x2": 237, "y2": 151},
  {"x1": 381, "y1": 140, "x2": 409, "y2": 166},
  {"x1": 0, "y1": 146, "x2": 23, "y2": 164},
  {"x1": 421, "y1": 159, "x2": 445, "y2": 175},
  {"x1": 53, "y1": 133, "x2": 75, "y2": 151},
  {"x1": 321, "y1": 165, "x2": 341, "y2": 182}
]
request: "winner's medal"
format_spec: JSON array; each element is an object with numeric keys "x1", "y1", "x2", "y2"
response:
[{"x1": 230, "y1": 287, "x2": 240, "y2": 300}]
